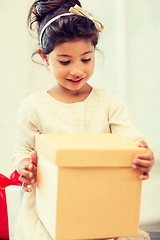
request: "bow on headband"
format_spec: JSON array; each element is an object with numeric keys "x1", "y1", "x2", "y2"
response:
[{"x1": 69, "y1": 5, "x2": 104, "y2": 32}]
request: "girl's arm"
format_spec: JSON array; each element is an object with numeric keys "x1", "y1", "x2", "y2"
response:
[
  {"x1": 107, "y1": 92, "x2": 154, "y2": 179},
  {"x1": 11, "y1": 96, "x2": 41, "y2": 192}
]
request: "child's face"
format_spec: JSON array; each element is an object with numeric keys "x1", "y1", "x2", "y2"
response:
[{"x1": 47, "y1": 39, "x2": 95, "y2": 91}]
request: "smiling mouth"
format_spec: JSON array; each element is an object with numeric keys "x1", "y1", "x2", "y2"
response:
[
  {"x1": 67, "y1": 78, "x2": 83, "y2": 82},
  {"x1": 66, "y1": 78, "x2": 84, "y2": 83}
]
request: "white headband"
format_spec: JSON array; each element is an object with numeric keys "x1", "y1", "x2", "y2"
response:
[{"x1": 39, "y1": 4, "x2": 104, "y2": 46}]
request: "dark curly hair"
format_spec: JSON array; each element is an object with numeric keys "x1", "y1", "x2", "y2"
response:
[{"x1": 27, "y1": 0, "x2": 99, "y2": 62}]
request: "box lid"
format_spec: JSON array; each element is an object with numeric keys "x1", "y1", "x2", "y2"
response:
[{"x1": 35, "y1": 134, "x2": 146, "y2": 167}]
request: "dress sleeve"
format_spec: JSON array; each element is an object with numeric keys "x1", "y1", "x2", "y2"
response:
[
  {"x1": 11, "y1": 96, "x2": 42, "y2": 170},
  {"x1": 106, "y1": 92, "x2": 145, "y2": 144}
]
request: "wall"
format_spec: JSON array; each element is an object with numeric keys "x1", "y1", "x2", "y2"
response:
[{"x1": 0, "y1": 0, "x2": 159, "y2": 224}]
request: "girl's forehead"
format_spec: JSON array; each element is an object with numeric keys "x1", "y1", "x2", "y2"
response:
[{"x1": 53, "y1": 39, "x2": 94, "y2": 55}]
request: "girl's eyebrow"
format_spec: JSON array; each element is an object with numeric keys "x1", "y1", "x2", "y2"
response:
[
  {"x1": 81, "y1": 51, "x2": 93, "y2": 56},
  {"x1": 57, "y1": 51, "x2": 93, "y2": 57},
  {"x1": 57, "y1": 54, "x2": 71, "y2": 57}
]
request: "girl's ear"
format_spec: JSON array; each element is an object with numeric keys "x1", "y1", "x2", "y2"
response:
[{"x1": 38, "y1": 48, "x2": 49, "y2": 66}]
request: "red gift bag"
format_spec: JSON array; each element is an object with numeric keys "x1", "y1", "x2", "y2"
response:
[{"x1": 0, "y1": 170, "x2": 22, "y2": 239}]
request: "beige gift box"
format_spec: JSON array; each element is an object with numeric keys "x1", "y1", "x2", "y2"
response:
[{"x1": 35, "y1": 134, "x2": 146, "y2": 240}]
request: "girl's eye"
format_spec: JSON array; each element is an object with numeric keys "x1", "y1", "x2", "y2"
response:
[
  {"x1": 81, "y1": 58, "x2": 91, "y2": 63},
  {"x1": 59, "y1": 60, "x2": 70, "y2": 65}
]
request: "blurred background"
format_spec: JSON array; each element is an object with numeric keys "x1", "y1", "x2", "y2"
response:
[{"x1": 0, "y1": 0, "x2": 159, "y2": 231}]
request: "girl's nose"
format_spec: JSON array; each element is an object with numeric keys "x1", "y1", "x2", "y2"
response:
[{"x1": 70, "y1": 64, "x2": 83, "y2": 77}]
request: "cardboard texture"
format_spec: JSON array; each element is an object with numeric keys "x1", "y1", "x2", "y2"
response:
[{"x1": 35, "y1": 134, "x2": 146, "y2": 240}]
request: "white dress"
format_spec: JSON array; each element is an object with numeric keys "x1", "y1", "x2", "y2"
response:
[{"x1": 12, "y1": 88, "x2": 150, "y2": 240}]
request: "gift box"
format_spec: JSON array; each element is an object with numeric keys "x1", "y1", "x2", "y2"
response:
[
  {"x1": 35, "y1": 133, "x2": 146, "y2": 240},
  {"x1": 0, "y1": 171, "x2": 22, "y2": 239}
]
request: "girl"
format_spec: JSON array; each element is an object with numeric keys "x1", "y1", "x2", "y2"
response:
[{"x1": 12, "y1": 0, "x2": 154, "y2": 239}]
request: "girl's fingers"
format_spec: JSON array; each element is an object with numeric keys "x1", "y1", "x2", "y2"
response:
[
  {"x1": 19, "y1": 175, "x2": 35, "y2": 185},
  {"x1": 136, "y1": 140, "x2": 152, "y2": 160},
  {"x1": 133, "y1": 159, "x2": 152, "y2": 168},
  {"x1": 25, "y1": 161, "x2": 37, "y2": 177},
  {"x1": 18, "y1": 168, "x2": 33, "y2": 179},
  {"x1": 32, "y1": 164, "x2": 37, "y2": 178},
  {"x1": 22, "y1": 183, "x2": 32, "y2": 192},
  {"x1": 135, "y1": 148, "x2": 154, "y2": 160},
  {"x1": 136, "y1": 153, "x2": 154, "y2": 161},
  {"x1": 134, "y1": 146, "x2": 154, "y2": 176},
  {"x1": 31, "y1": 151, "x2": 38, "y2": 167},
  {"x1": 24, "y1": 161, "x2": 33, "y2": 170},
  {"x1": 137, "y1": 141, "x2": 148, "y2": 148},
  {"x1": 18, "y1": 155, "x2": 38, "y2": 192},
  {"x1": 20, "y1": 162, "x2": 37, "y2": 176},
  {"x1": 18, "y1": 164, "x2": 37, "y2": 184},
  {"x1": 132, "y1": 164, "x2": 150, "y2": 173},
  {"x1": 140, "y1": 172, "x2": 149, "y2": 180}
]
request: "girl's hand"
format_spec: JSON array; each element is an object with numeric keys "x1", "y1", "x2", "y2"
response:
[
  {"x1": 132, "y1": 141, "x2": 154, "y2": 180},
  {"x1": 18, "y1": 151, "x2": 38, "y2": 192}
]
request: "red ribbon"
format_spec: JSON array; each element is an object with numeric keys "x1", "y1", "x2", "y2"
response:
[{"x1": 0, "y1": 170, "x2": 22, "y2": 239}]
